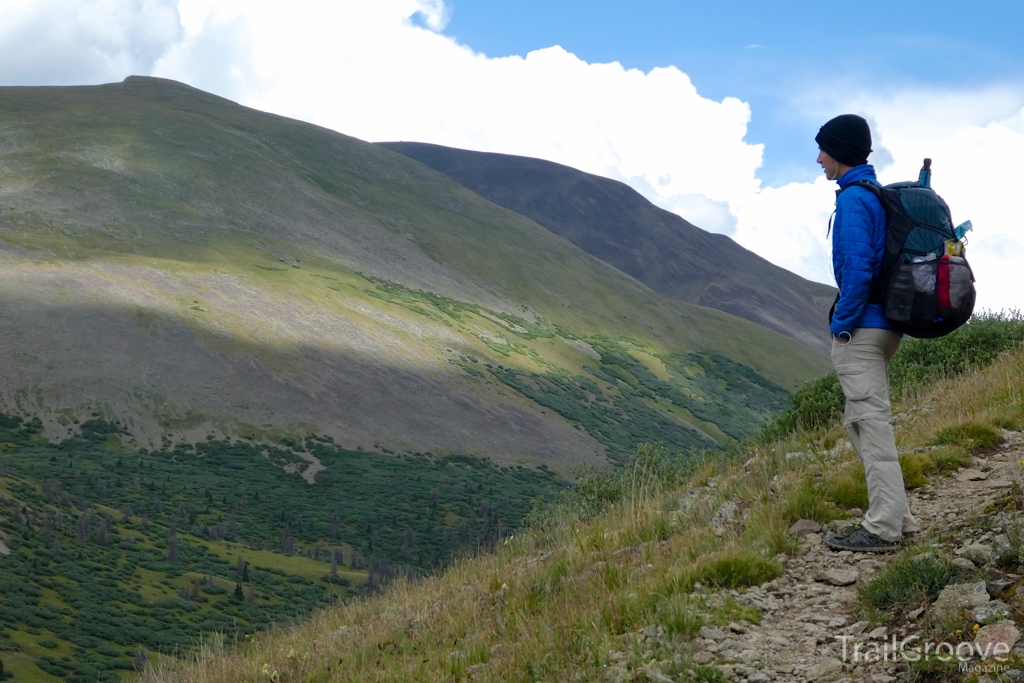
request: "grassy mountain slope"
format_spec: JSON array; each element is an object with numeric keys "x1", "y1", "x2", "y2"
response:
[
  {"x1": 0, "y1": 76, "x2": 827, "y2": 469},
  {"x1": 378, "y1": 141, "x2": 838, "y2": 355},
  {"x1": 133, "y1": 319, "x2": 1024, "y2": 683}
]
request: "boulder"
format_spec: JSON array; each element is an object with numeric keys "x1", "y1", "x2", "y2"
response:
[
  {"x1": 952, "y1": 557, "x2": 977, "y2": 571},
  {"x1": 975, "y1": 622, "x2": 1020, "y2": 660},
  {"x1": 963, "y1": 543, "x2": 994, "y2": 567},
  {"x1": 699, "y1": 626, "x2": 728, "y2": 641},
  {"x1": 814, "y1": 569, "x2": 859, "y2": 587},
  {"x1": 638, "y1": 666, "x2": 674, "y2": 683},
  {"x1": 803, "y1": 533, "x2": 823, "y2": 546},
  {"x1": 933, "y1": 582, "x2": 990, "y2": 619},
  {"x1": 789, "y1": 519, "x2": 822, "y2": 537},
  {"x1": 805, "y1": 658, "x2": 844, "y2": 681},
  {"x1": 957, "y1": 469, "x2": 988, "y2": 482},
  {"x1": 973, "y1": 601, "x2": 1013, "y2": 623}
]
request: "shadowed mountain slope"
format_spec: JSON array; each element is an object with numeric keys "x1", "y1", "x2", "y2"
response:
[
  {"x1": 0, "y1": 77, "x2": 828, "y2": 471},
  {"x1": 378, "y1": 142, "x2": 837, "y2": 355}
]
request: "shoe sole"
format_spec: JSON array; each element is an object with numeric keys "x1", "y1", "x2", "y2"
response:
[{"x1": 823, "y1": 540, "x2": 897, "y2": 557}]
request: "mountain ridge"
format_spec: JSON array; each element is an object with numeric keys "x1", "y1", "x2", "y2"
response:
[
  {"x1": 378, "y1": 141, "x2": 837, "y2": 355},
  {"x1": 0, "y1": 76, "x2": 827, "y2": 470}
]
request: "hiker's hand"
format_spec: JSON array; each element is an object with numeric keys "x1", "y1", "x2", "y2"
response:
[{"x1": 833, "y1": 335, "x2": 850, "y2": 345}]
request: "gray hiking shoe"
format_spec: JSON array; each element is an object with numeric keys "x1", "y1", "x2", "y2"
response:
[{"x1": 824, "y1": 524, "x2": 899, "y2": 553}]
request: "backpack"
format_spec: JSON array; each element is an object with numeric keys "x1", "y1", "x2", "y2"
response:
[{"x1": 841, "y1": 169, "x2": 976, "y2": 339}]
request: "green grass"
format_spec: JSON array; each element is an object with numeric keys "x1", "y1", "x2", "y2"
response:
[
  {"x1": 933, "y1": 421, "x2": 1006, "y2": 451},
  {"x1": 782, "y1": 475, "x2": 849, "y2": 524},
  {"x1": 683, "y1": 549, "x2": 782, "y2": 590},
  {"x1": 859, "y1": 553, "x2": 952, "y2": 613}
]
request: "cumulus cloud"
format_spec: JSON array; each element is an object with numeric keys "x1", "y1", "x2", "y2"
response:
[
  {"x1": 152, "y1": 0, "x2": 763, "y2": 234},
  {"x1": 2, "y1": 0, "x2": 1021, "y2": 312},
  {"x1": 0, "y1": 0, "x2": 181, "y2": 85}
]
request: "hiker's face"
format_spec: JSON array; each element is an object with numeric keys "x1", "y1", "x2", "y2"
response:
[{"x1": 817, "y1": 149, "x2": 841, "y2": 180}]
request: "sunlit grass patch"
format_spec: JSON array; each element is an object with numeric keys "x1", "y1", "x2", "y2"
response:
[{"x1": 933, "y1": 421, "x2": 1005, "y2": 452}]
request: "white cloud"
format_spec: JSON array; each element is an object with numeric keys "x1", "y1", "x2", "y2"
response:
[
  {"x1": 150, "y1": 1, "x2": 763, "y2": 234},
  {"x1": 0, "y1": 0, "x2": 181, "y2": 85},
  {"x1": 2, "y1": 0, "x2": 1022, "y2": 313}
]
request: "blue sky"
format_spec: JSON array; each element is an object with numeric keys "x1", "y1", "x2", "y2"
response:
[
  {"x1": 1, "y1": 0, "x2": 1021, "y2": 310},
  {"x1": 438, "y1": 0, "x2": 1024, "y2": 186}
]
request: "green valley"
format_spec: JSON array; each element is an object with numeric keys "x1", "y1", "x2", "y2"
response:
[{"x1": 0, "y1": 76, "x2": 833, "y2": 681}]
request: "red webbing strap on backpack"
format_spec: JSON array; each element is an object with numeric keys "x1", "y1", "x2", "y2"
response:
[{"x1": 937, "y1": 255, "x2": 952, "y2": 311}]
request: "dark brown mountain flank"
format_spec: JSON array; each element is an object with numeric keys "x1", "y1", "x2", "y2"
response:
[{"x1": 379, "y1": 142, "x2": 837, "y2": 355}]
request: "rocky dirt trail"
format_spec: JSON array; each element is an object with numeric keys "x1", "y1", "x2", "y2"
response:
[{"x1": 684, "y1": 431, "x2": 1024, "y2": 683}]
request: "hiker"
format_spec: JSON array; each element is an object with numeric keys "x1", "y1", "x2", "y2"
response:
[{"x1": 815, "y1": 114, "x2": 919, "y2": 553}]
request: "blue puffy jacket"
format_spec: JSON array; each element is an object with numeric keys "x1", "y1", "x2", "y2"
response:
[{"x1": 830, "y1": 164, "x2": 895, "y2": 338}]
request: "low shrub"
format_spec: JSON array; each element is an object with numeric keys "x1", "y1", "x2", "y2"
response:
[
  {"x1": 757, "y1": 373, "x2": 843, "y2": 440},
  {"x1": 890, "y1": 310, "x2": 1024, "y2": 398},
  {"x1": 757, "y1": 311, "x2": 1024, "y2": 442}
]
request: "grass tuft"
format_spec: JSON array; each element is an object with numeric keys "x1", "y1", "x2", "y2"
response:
[
  {"x1": 654, "y1": 594, "x2": 704, "y2": 637},
  {"x1": 859, "y1": 553, "x2": 952, "y2": 613},
  {"x1": 933, "y1": 421, "x2": 1005, "y2": 452},
  {"x1": 926, "y1": 446, "x2": 973, "y2": 474},
  {"x1": 782, "y1": 475, "x2": 846, "y2": 524},
  {"x1": 685, "y1": 549, "x2": 781, "y2": 590},
  {"x1": 822, "y1": 462, "x2": 870, "y2": 510}
]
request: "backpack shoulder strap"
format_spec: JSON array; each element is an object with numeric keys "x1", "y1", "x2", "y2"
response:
[
  {"x1": 837, "y1": 179, "x2": 883, "y2": 199},
  {"x1": 837, "y1": 180, "x2": 889, "y2": 305}
]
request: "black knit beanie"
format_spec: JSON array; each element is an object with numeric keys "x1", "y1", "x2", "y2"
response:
[{"x1": 815, "y1": 114, "x2": 872, "y2": 167}]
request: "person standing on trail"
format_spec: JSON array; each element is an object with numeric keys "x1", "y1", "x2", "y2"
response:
[{"x1": 815, "y1": 114, "x2": 919, "y2": 553}]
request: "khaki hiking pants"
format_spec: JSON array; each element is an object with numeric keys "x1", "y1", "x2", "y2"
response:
[{"x1": 832, "y1": 328, "x2": 918, "y2": 542}]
